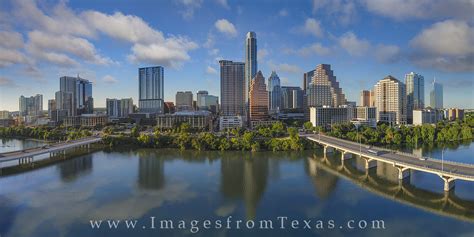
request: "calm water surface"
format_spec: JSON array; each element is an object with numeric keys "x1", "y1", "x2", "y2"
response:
[{"x1": 0, "y1": 139, "x2": 473, "y2": 237}]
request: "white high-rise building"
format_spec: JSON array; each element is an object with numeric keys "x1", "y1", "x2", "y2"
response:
[
  {"x1": 430, "y1": 79, "x2": 443, "y2": 109},
  {"x1": 374, "y1": 75, "x2": 407, "y2": 125}
]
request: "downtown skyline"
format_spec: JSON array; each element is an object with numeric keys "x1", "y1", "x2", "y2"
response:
[{"x1": 0, "y1": 0, "x2": 473, "y2": 111}]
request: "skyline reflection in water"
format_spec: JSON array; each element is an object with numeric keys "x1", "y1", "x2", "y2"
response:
[{"x1": 0, "y1": 144, "x2": 473, "y2": 237}]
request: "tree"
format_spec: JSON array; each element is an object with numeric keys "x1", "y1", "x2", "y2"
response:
[{"x1": 303, "y1": 121, "x2": 314, "y2": 131}]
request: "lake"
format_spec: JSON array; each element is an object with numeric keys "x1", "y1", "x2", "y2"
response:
[{"x1": 0, "y1": 139, "x2": 473, "y2": 236}]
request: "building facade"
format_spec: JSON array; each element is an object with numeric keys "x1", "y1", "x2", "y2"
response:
[
  {"x1": 374, "y1": 75, "x2": 407, "y2": 125},
  {"x1": 63, "y1": 114, "x2": 108, "y2": 127},
  {"x1": 139, "y1": 66, "x2": 164, "y2": 114},
  {"x1": 249, "y1": 71, "x2": 268, "y2": 121},
  {"x1": 309, "y1": 107, "x2": 351, "y2": 128},
  {"x1": 306, "y1": 64, "x2": 346, "y2": 108},
  {"x1": 360, "y1": 90, "x2": 371, "y2": 107},
  {"x1": 430, "y1": 79, "x2": 443, "y2": 109},
  {"x1": 220, "y1": 60, "x2": 246, "y2": 116},
  {"x1": 106, "y1": 98, "x2": 134, "y2": 118},
  {"x1": 245, "y1": 31, "x2": 257, "y2": 106},
  {"x1": 413, "y1": 109, "x2": 443, "y2": 125},
  {"x1": 405, "y1": 72, "x2": 425, "y2": 124},
  {"x1": 447, "y1": 108, "x2": 464, "y2": 121},
  {"x1": 219, "y1": 116, "x2": 244, "y2": 130},
  {"x1": 281, "y1": 86, "x2": 303, "y2": 109},
  {"x1": 267, "y1": 71, "x2": 281, "y2": 114},
  {"x1": 176, "y1": 91, "x2": 193, "y2": 111},
  {"x1": 156, "y1": 111, "x2": 213, "y2": 130},
  {"x1": 19, "y1": 94, "x2": 43, "y2": 117}
]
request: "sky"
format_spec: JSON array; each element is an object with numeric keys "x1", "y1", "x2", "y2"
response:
[{"x1": 0, "y1": 0, "x2": 473, "y2": 111}]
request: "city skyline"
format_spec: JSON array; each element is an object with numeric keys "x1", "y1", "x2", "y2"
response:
[{"x1": 1, "y1": 0, "x2": 473, "y2": 111}]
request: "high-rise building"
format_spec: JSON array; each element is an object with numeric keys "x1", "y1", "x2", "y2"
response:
[
  {"x1": 267, "y1": 71, "x2": 281, "y2": 113},
  {"x1": 196, "y1": 90, "x2": 209, "y2": 108},
  {"x1": 374, "y1": 75, "x2": 407, "y2": 125},
  {"x1": 405, "y1": 72, "x2": 424, "y2": 124},
  {"x1": 413, "y1": 109, "x2": 443, "y2": 125},
  {"x1": 303, "y1": 69, "x2": 315, "y2": 94},
  {"x1": 430, "y1": 79, "x2": 443, "y2": 109},
  {"x1": 306, "y1": 64, "x2": 346, "y2": 108},
  {"x1": 107, "y1": 98, "x2": 134, "y2": 118},
  {"x1": 196, "y1": 91, "x2": 219, "y2": 114},
  {"x1": 309, "y1": 107, "x2": 351, "y2": 127},
  {"x1": 0, "y1": 111, "x2": 10, "y2": 119},
  {"x1": 48, "y1": 99, "x2": 56, "y2": 118},
  {"x1": 220, "y1": 60, "x2": 246, "y2": 116},
  {"x1": 281, "y1": 86, "x2": 303, "y2": 109},
  {"x1": 249, "y1": 71, "x2": 268, "y2": 121},
  {"x1": 139, "y1": 66, "x2": 164, "y2": 114},
  {"x1": 176, "y1": 91, "x2": 193, "y2": 111},
  {"x1": 19, "y1": 94, "x2": 43, "y2": 117},
  {"x1": 360, "y1": 90, "x2": 371, "y2": 107},
  {"x1": 369, "y1": 89, "x2": 376, "y2": 107},
  {"x1": 245, "y1": 32, "x2": 258, "y2": 106},
  {"x1": 58, "y1": 76, "x2": 93, "y2": 116}
]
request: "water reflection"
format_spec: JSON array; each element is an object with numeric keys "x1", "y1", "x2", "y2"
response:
[
  {"x1": 305, "y1": 158, "x2": 339, "y2": 199},
  {"x1": 220, "y1": 153, "x2": 269, "y2": 219},
  {"x1": 57, "y1": 155, "x2": 93, "y2": 182},
  {"x1": 137, "y1": 150, "x2": 165, "y2": 190}
]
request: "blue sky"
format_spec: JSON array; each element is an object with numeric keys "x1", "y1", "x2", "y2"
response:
[{"x1": 0, "y1": 0, "x2": 473, "y2": 111}]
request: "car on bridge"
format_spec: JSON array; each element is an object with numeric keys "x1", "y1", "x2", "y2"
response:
[{"x1": 367, "y1": 149, "x2": 380, "y2": 155}]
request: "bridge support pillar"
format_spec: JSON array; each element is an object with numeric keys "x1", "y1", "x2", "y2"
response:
[
  {"x1": 323, "y1": 146, "x2": 334, "y2": 155},
  {"x1": 364, "y1": 158, "x2": 377, "y2": 170},
  {"x1": 340, "y1": 151, "x2": 353, "y2": 161},
  {"x1": 440, "y1": 176, "x2": 456, "y2": 192},
  {"x1": 396, "y1": 166, "x2": 410, "y2": 180}
]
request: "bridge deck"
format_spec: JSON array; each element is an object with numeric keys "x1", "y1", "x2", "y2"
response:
[
  {"x1": 0, "y1": 137, "x2": 102, "y2": 162},
  {"x1": 302, "y1": 134, "x2": 474, "y2": 182}
]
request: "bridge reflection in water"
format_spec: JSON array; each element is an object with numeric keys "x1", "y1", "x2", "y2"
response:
[{"x1": 306, "y1": 151, "x2": 474, "y2": 223}]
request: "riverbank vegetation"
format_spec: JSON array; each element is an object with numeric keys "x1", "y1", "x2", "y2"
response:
[{"x1": 0, "y1": 126, "x2": 92, "y2": 141}]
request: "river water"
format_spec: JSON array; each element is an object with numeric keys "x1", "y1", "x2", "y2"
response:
[{"x1": 0, "y1": 139, "x2": 473, "y2": 237}]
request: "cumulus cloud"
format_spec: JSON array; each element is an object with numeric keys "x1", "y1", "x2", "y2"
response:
[
  {"x1": 292, "y1": 43, "x2": 331, "y2": 57},
  {"x1": 206, "y1": 66, "x2": 218, "y2": 75},
  {"x1": 176, "y1": 0, "x2": 203, "y2": 20},
  {"x1": 0, "y1": 31, "x2": 24, "y2": 48},
  {"x1": 374, "y1": 44, "x2": 401, "y2": 63},
  {"x1": 257, "y1": 49, "x2": 269, "y2": 61},
  {"x1": 0, "y1": 76, "x2": 19, "y2": 88},
  {"x1": 102, "y1": 75, "x2": 118, "y2": 84},
  {"x1": 300, "y1": 18, "x2": 324, "y2": 38},
  {"x1": 0, "y1": 48, "x2": 27, "y2": 67},
  {"x1": 268, "y1": 61, "x2": 302, "y2": 74},
  {"x1": 215, "y1": 19, "x2": 237, "y2": 37},
  {"x1": 216, "y1": 0, "x2": 230, "y2": 9},
  {"x1": 409, "y1": 20, "x2": 474, "y2": 72},
  {"x1": 338, "y1": 32, "x2": 370, "y2": 56},
  {"x1": 278, "y1": 9, "x2": 289, "y2": 17},
  {"x1": 364, "y1": 0, "x2": 474, "y2": 21}
]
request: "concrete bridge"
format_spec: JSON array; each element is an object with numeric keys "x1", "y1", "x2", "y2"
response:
[
  {"x1": 302, "y1": 133, "x2": 474, "y2": 192},
  {"x1": 0, "y1": 137, "x2": 102, "y2": 167}
]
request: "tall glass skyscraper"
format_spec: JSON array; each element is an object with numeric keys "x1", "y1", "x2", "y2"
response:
[
  {"x1": 220, "y1": 60, "x2": 245, "y2": 116},
  {"x1": 267, "y1": 71, "x2": 281, "y2": 114},
  {"x1": 430, "y1": 79, "x2": 443, "y2": 109},
  {"x1": 139, "y1": 66, "x2": 164, "y2": 114},
  {"x1": 405, "y1": 72, "x2": 424, "y2": 124},
  {"x1": 245, "y1": 32, "x2": 257, "y2": 105},
  {"x1": 58, "y1": 76, "x2": 93, "y2": 116}
]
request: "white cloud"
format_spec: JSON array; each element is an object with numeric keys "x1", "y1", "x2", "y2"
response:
[
  {"x1": 374, "y1": 44, "x2": 401, "y2": 63},
  {"x1": 312, "y1": 0, "x2": 357, "y2": 25},
  {"x1": 206, "y1": 66, "x2": 218, "y2": 75},
  {"x1": 278, "y1": 9, "x2": 289, "y2": 17},
  {"x1": 0, "y1": 76, "x2": 19, "y2": 88},
  {"x1": 409, "y1": 20, "x2": 474, "y2": 72},
  {"x1": 0, "y1": 48, "x2": 27, "y2": 67},
  {"x1": 257, "y1": 49, "x2": 269, "y2": 61},
  {"x1": 268, "y1": 61, "x2": 302, "y2": 74},
  {"x1": 209, "y1": 48, "x2": 219, "y2": 56},
  {"x1": 214, "y1": 19, "x2": 237, "y2": 37},
  {"x1": 364, "y1": 0, "x2": 473, "y2": 21},
  {"x1": 176, "y1": 0, "x2": 203, "y2": 20},
  {"x1": 102, "y1": 75, "x2": 118, "y2": 84},
  {"x1": 301, "y1": 18, "x2": 324, "y2": 38},
  {"x1": 338, "y1": 32, "x2": 370, "y2": 56},
  {"x1": 0, "y1": 31, "x2": 24, "y2": 49},
  {"x1": 216, "y1": 0, "x2": 230, "y2": 9},
  {"x1": 128, "y1": 39, "x2": 198, "y2": 68},
  {"x1": 293, "y1": 43, "x2": 331, "y2": 56}
]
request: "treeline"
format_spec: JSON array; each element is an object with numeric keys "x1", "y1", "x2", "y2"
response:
[
  {"x1": 309, "y1": 116, "x2": 474, "y2": 146},
  {"x1": 0, "y1": 126, "x2": 92, "y2": 141},
  {"x1": 102, "y1": 122, "x2": 315, "y2": 152}
]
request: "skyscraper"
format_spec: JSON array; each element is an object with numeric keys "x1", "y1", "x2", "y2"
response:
[
  {"x1": 306, "y1": 64, "x2": 346, "y2": 108},
  {"x1": 139, "y1": 66, "x2": 164, "y2": 114},
  {"x1": 374, "y1": 75, "x2": 407, "y2": 125},
  {"x1": 176, "y1": 91, "x2": 193, "y2": 111},
  {"x1": 281, "y1": 86, "x2": 303, "y2": 109},
  {"x1": 430, "y1": 79, "x2": 443, "y2": 109},
  {"x1": 220, "y1": 60, "x2": 246, "y2": 116},
  {"x1": 303, "y1": 69, "x2": 315, "y2": 94},
  {"x1": 245, "y1": 32, "x2": 257, "y2": 105},
  {"x1": 249, "y1": 71, "x2": 268, "y2": 121},
  {"x1": 196, "y1": 90, "x2": 208, "y2": 108},
  {"x1": 107, "y1": 98, "x2": 134, "y2": 118},
  {"x1": 19, "y1": 94, "x2": 43, "y2": 117},
  {"x1": 58, "y1": 76, "x2": 93, "y2": 116},
  {"x1": 360, "y1": 90, "x2": 371, "y2": 107},
  {"x1": 267, "y1": 71, "x2": 281, "y2": 113},
  {"x1": 405, "y1": 72, "x2": 424, "y2": 124}
]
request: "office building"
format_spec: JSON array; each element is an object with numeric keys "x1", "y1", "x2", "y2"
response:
[
  {"x1": 219, "y1": 116, "x2": 244, "y2": 130},
  {"x1": 413, "y1": 109, "x2": 443, "y2": 125},
  {"x1": 448, "y1": 108, "x2": 464, "y2": 121},
  {"x1": 309, "y1": 107, "x2": 351, "y2": 128},
  {"x1": 19, "y1": 94, "x2": 43, "y2": 117},
  {"x1": 281, "y1": 86, "x2": 303, "y2": 109},
  {"x1": 106, "y1": 98, "x2": 134, "y2": 118},
  {"x1": 303, "y1": 69, "x2": 315, "y2": 94},
  {"x1": 405, "y1": 72, "x2": 425, "y2": 124},
  {"x1": 430, "y1": 79, "x2": 443, "y2": 109},
  {"x1": 139, "y1": 66, "x2": 164, "y2": 114},
  {"x1": 48, "y1": 99, "x2": 56, "y2": 118},
  {"x1": 220, "y1": 60, "x2": 246, "y2": 116},
  {"x1": 156, "y1": 110, "x2": 213, "y2": 130},
  {"x1": 0, "y1": 111, "x2": 9, "y2": 119},
  {"x1": 63, "y1": 114, "x2": 108, "y2": 127},
  {"x1": 352, "y1": 106, "x2": 377, "y2": 127},
  {"x1": 306, "y1": 64, "x2": 346, "y2": 108},
  {"x1": 176, "y1": 91, "x2": 193, "y2": 111},
  {"x1": 249, "y1": 71, "x2": 268, "y2": 121},
  {"x1": 267, "y1": 71, "x2": 281, "y2": 114},
  {"x1": 374, "y1": 75, "x2": 407, "y2": 125},
  {"x1": 360, "y1": 90, "x2": 371, "y2": 107},
  {"x1": 164, "y1": 102, "x2": 176, "y2": 114},
  {"x1": 245, "y1": 31, "x2": 258, "y2": 105}
]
